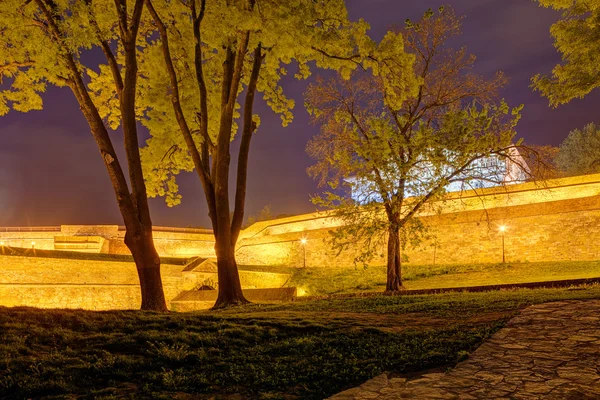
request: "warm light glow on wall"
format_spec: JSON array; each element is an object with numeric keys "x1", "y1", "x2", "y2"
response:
[
  {"x1": 300, "y1": 238, "x2": 307, "y2": 245},
  {"x1": 499, "y1": 225, "x2": 507, "y2": 232}
]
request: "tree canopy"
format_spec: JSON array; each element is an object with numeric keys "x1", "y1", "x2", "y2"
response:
[
  {"x1": 137, "y1": 0, "x2": 415, "y2": 208},
  {"x1": 557, "y1": 122, "x2": 600, "y2": 176},
  {"x1": 306, "y1": 7, "x2": 525, "y2": 290},
  {"x1": 532, "y1": 0, "x2": 600, "y2": 106},
  {"x1": 125, "y1": 0, "x2": 416, "y2": 306}
]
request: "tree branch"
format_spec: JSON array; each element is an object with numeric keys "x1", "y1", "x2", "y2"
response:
[
  {"x1": 231, "y1": 45, "x2": 262, "y2": 243},
  {"x1": 145, "y1": 0, "x2": 217, "y2": 225}
]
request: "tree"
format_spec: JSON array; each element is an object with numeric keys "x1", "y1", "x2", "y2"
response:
[
  {"x1": 136, "y1": 0, "x2": 413, "y2": 307},
  {"x1": 0, "y1": 1, "x2": 167, "y2": 310},
  {"x1": 532, "y1": 0, "x2": 600, "y2": 106},
  {"x1": 557, "y1": 123, "x2": 600, "y2": 175},
  {"x1": 306, "y1": 7, "x2": 524, "y2": 291},
  {"x1": 244, "y1": 205, "x2": 273, "y2": 229},
  {"x1": 520, "y1": 144, "x2": 560, "y2": 180}
]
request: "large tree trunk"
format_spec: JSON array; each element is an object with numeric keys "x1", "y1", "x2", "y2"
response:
[
  {"x1": 213, "y1": 230, "x2": 248, "y2": 308},
  {"x1": 36, "y1": 0, "x2": 168, "y2": 312},
  {"x1": 125, "y1": 226, "x2": 168, "y2": 311},
  {"x1": 386, "y1": 226, "x2": 403, "y2": 291}
]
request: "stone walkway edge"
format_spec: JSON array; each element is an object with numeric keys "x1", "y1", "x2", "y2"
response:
[{"x1": 328, "y1": 300, "x2": 600, "y2": 399}]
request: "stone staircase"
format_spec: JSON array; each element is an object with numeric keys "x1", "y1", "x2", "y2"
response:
[{"x1": 53, "y1": 236, "x2": 104, "y2": 252}]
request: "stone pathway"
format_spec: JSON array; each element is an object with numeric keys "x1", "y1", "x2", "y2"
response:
[{"x1": 329, "y1": 300, "x2": 600, "y2": 399}]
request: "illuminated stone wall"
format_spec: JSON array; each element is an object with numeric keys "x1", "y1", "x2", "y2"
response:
[
  {"x1": 1, "y1": 173, "x2": 600, "y2": 268},
  {"x1": 233, "y1": 174, "x2": 600, "y2": 267},
  {"x1": 0, "y1": 256, "x2": 186, "y2": 310},
  {"x1": 1, "y1": 173, "x2": 599, "y2": 310},
  {"x1": 114, "y1": 230, "x2": 216, "y2": 258},
  {"x1": 0, "y1": 255, "x2": 290, "y2": 310},
  {"x1": 0, "y1": 231, "x2": 57, "y2": 250}
]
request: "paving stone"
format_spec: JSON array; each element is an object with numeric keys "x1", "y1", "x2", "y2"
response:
[
  {"x1": 359, "y1": 373, "x2": 388, "y2": 392},
  {"x1": 327, "y1": 300, "x2": 600, "y2": 399},
  {"x1": 387, "y1": 378, "x2": 406, "y2": 385},
  {"x1": 522, "y1": 381, "x2": 552, "y2": 394}
]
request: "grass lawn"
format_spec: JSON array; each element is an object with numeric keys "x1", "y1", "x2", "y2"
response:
[
  {"x1": 3, "y1": 286, "x2": 600, "y2": 399},
  {"x1": 285, "y1": 260, "x2": 600, "y2": 296}
]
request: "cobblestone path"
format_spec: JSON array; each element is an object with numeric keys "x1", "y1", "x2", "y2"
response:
[{"x1": 329, "y1": 300, "x2": 600, "y2": 399}]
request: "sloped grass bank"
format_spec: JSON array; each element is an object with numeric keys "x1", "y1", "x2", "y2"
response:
[
  {"x1": 2, "y1": 286, "x2": 600, "y2": 399},
  {"x1": 286, "y1": 260, "x2": 600, "y2": 296}
]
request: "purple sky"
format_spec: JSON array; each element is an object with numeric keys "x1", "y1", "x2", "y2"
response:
[{"x1": 1, "y1": 0, "x2": 599, "y2": 228}]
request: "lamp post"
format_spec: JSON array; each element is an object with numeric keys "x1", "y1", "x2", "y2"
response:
[
  {"x1": 300, "y1": 238, "x2": 307, "y2": 268},
  {"x1": 499, "y1": 225, "x2": 506, "y2": 263}
]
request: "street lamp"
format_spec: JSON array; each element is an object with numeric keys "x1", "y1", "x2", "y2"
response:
[
  {"x1": 300, "y1": 238, "x2": 307, "y2": 268},
  {"x1": 499, "y1": 225, "x2": 506, "y2": 263}
]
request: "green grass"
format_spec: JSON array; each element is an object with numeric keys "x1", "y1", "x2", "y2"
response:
[
  {"x1": 2, "y1": 286, "x2": 600, "y2": 399},
  {"x1": 285, "y1": 260, "x2": 600, "y2": 296}
]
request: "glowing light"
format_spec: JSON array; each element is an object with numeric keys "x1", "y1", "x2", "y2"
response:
[
  {"x1": 0, "y1": 241, "x2": 4, "y2": 246},
  {"x1": 300, "y1": 238, "x2": 307, "y2": 245},
  {"x1": 31, "y1": 241, "x2": 35, "y2": 247},
  {"x1": 499, "y1": 225, "x2": 506, "y2": 232}
]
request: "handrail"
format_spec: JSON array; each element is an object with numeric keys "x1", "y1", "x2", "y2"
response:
[
  {"x1": 0, "y1": 226, "x2": 61, "y2": 232},
  {"x1": 117, "y1": 225, "x2": 213, "y2": 234}
]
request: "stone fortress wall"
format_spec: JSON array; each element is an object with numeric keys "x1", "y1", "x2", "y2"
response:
[
  {"x1": 2, "y1": 173, "x2": 600, "y2": 267},
  {"x1": 2, "y1": 173, "x2": 600, "y2": 310},
  {"x1": 234, "y1": 173, "x2": 600, "y2": 267}
]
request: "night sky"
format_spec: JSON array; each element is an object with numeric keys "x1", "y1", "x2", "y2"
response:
[{"x1": 1, "y1": 0, "x2": 599, "y2": 228}]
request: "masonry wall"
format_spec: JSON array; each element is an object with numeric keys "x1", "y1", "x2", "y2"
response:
[
  {"x1": 0, "y1": 255, "x2": 290, "y2": 310},
  {"x1": 1, "y1": 174, "x2": 600, "y2": 269},
  {"x1": 233, "y1": 174, "x2": 600, "y2": 267},
  {"x1": 0, "y1": 256, "x2": 186, "y2": 310},
  {"x1": 0, "y1": 231, "x2": 57, "y2": 250},
  {"x1": 1, "y1": 174, "x2": 600, "y2": 310}
]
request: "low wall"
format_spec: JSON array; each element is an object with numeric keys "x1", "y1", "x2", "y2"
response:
[{"x1": 0, "y1": 230, "x2": 57, "y2": 251}]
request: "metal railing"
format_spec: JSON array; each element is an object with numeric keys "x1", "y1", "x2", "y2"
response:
[
  {"x1": 117, "y1": 225, "x2": 213, "y2": 234},
  {"x1": 0, "y1": 226, "x2": 61, "y2": 232}
]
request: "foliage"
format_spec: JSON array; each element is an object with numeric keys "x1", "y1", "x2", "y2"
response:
[
  {"x1": 106, "y1": 0, "x2": 420, "y2": 306},
  {"x1": 519, "y1": 144, "x2": 560, "y2": 180},
  {"x1": 244, "y1": 205, "x2": 274, "y2": 228},
  {"x1": 305, "y1": 7, "x2": 524, "y2": 288},
  {"x1": 0, "y1": 0, "x2": 144, "y2": 119},
  {"x1": 136, "y1": 0, "x2": 412, "y2": 207},
  {"x1": 532, "y1": 0, "x2": 600, "y2": 106},
  {"x1": 556, "y1": 122, "x2": 600, "y2": 175},
  {"x1": 4, "y1": 286, "x2": 600, "y2": 398}
]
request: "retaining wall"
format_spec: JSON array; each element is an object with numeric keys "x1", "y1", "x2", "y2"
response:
[{"x1": 1, "y1": 174, "x2": 599, "y2": 268}]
